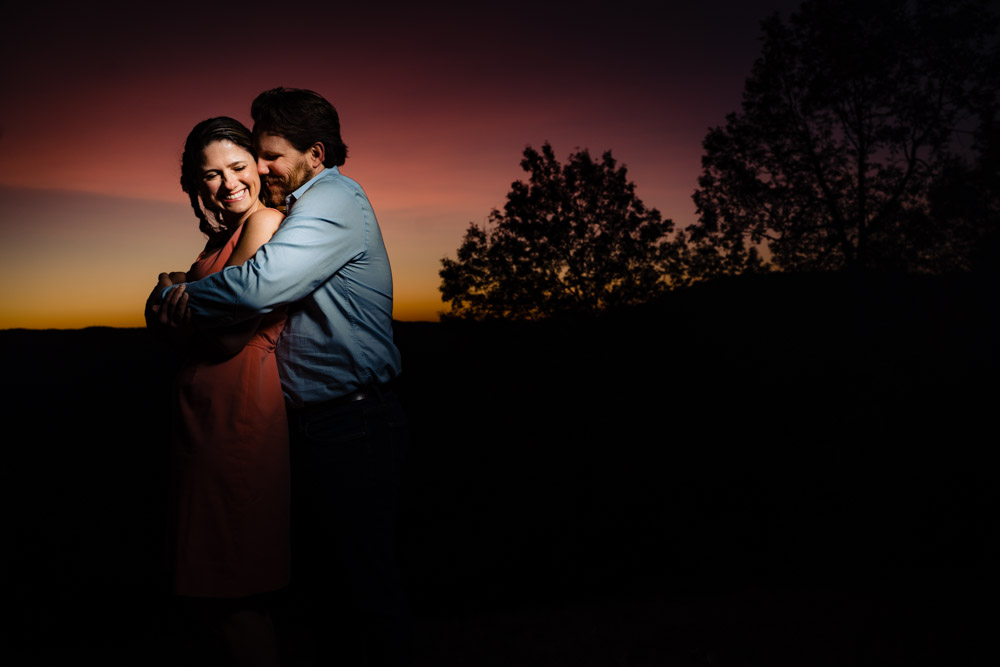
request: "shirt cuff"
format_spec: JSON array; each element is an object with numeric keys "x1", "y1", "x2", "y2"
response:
[{"x1": 160, "y1": 284, "x2": 180, "y2": 302}]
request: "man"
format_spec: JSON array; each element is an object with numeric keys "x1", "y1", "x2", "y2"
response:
[{"x1": 157, "y1": 87, "x2": 409, "y2": 666}]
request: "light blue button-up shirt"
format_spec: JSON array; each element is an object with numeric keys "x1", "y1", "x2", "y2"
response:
[{"x1": 166, "y1": 166, "x2": 402, "y2": 408}]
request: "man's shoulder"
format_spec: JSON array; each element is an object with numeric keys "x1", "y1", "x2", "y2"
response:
[
  {"x1": 291, "y1": 169, "x2": 371, "y2": 220},
  {"x1": 301, "y1": 169, "x2": 365, "y2": 201}
]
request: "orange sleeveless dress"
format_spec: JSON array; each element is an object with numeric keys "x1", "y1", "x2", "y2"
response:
[{"x1": 170, "y1": 224, "x2": 290, "y2": 598}]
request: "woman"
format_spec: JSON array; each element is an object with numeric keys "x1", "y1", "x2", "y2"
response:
[{"x1": 147, "y1": 117, "x2": 288, "y2": 667}]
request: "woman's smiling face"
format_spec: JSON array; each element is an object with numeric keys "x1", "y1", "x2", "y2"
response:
[{"x1": 198, "y1": 139, "x2": 261, "y2": 223}]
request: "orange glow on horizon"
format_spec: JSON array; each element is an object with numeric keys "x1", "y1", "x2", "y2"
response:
[{"x1": 2, "y1": 1, "x2": 805, "y2": 330}]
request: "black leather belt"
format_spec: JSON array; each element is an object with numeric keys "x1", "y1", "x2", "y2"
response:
[{"x1": 290, "y1": 379, "x2": 398, "y2": 415}]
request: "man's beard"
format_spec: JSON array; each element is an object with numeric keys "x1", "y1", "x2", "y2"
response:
[{"x1": 263, "y1": 160, "x2": 314, "y2": 207}]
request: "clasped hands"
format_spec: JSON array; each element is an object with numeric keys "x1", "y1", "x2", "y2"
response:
[{"x1": 145, "y1": 272, "x2": 192, "y2": 330}]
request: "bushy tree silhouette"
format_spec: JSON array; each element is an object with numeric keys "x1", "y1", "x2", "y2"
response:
[
  {"x1": 927, "y1": 114, "x2": 1000, "y2": 275},
  {"x1": 683, "y1": 0, "x2": 999, "y2": 279},
  {"x1": 440, "y1": 143, "x2": 679, "y2": 320}
]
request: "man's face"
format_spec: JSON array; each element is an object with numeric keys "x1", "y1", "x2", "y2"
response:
[{"x1": 255, "y1": 131, "x2": 316, "y2": 207}]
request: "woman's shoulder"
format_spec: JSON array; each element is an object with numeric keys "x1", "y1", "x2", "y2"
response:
[{"x1": 244, "y1": 206, "x2": 284, "y2": 233}]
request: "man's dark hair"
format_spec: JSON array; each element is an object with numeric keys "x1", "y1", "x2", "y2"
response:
[{"x1": 251, "y1": 87, "x2": 348, "y2": 167}]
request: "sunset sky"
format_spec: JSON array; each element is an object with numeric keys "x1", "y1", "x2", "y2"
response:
[{"x1": 1, "y1": 0, "x2": 805, "y2": 329}]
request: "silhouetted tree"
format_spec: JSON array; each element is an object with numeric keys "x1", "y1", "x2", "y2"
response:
[
  {"x1": 684, "y1": 0, "x2": 999, "y2": 278},
  {"x1": 440, "y1": 143, "x2": 679, "y2": 320},
  {"x1": 927, "y1": 113, "x2": 1000, "y2": 274}
]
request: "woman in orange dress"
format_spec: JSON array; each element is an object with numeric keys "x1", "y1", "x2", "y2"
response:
[{"x1": 147, "y1": 117, "x2": 288, "y2": 667}]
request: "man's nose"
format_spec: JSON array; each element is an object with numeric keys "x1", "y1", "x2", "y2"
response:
[{"x1": 257, "y1": 159, "x2": 269, "y2": 175}]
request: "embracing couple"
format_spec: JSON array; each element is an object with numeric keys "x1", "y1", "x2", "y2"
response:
[{"x1": 146, "y1": 87, "x2": 409, "y2": 667}]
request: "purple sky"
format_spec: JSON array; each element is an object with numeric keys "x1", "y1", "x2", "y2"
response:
[{"x1": 1, "y1": 0, "x2": 806, "y2": 327}]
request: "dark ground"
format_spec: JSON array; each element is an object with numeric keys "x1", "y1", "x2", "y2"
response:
[{"x1": 4, "y1": 271, "x2": 998, "y2": 665}]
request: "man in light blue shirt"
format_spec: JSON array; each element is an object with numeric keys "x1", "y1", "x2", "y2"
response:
[
  {"x1": 163, "y1": 113, "x2": 402, "y2": 409},
  {"x1": 156, "y1": 87, "x2": 410, "y2": 666}
]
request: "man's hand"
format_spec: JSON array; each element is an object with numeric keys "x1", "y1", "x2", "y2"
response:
[
  {"x1": 145, "y1": 272, "x2": 192, "y2": 331},
  {"x1": 144, "y1": 272, "x2": 174, "y2": 329},
  {"x1": 160, "y1": 284, "x2": 192, "y2": 330}
]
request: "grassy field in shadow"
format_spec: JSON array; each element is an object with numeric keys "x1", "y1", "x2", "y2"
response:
[{"x1": 4, "y1": 271, "x2": 997, "y2": 665}]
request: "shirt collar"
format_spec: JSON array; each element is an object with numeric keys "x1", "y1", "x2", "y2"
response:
[{"x1": 284, "y1": 165, "x2": 339, "y2": 210}]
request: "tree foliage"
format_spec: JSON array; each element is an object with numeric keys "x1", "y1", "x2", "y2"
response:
[
  {"x1": 685, "y1": 0, "x2": 999, "y2": 278},
  {"x1": 927, "y1": 114, "x2": 1000, "y2": 274},
  {"x1": 440, "y1": 143, "x2": 679, "y2": 320}
]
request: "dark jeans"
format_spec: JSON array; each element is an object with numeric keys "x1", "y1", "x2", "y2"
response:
[{"x1": 286, "y1": 387, "x2": 410, "y2": 667}]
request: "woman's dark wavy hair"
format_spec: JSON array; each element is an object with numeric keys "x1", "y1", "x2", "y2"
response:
[
  {"x1": 180, "y1": 116, "x2": 257, "y2": 242},
  {"x1": 250, "y1": 87, "x2": 348, "y2": 167}
]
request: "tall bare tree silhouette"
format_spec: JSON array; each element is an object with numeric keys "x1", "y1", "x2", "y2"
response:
[{"x1": 680, "y1": 0, "x2": 999, "y2": 279}]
